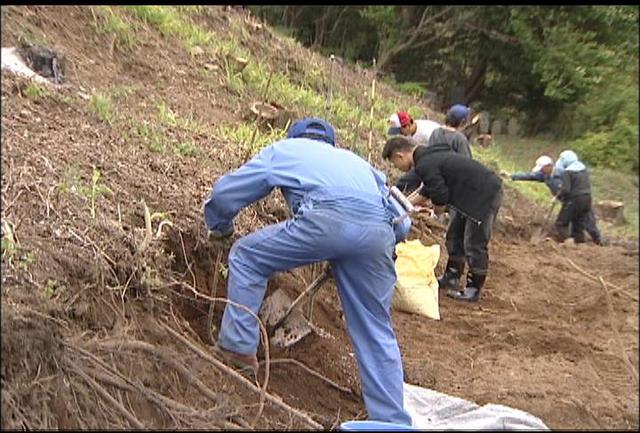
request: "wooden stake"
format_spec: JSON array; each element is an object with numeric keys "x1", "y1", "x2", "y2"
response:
[{"x1": 367, "y1": 58, "x2": 377, "y2": 162}]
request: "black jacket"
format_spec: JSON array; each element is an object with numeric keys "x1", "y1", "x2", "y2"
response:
[
  {"x1": 413, "y1": 143, "x2": 502, "y2": 223},
  {"x1": 560, "y1": 169, "x2": 591, "y2": 201}
]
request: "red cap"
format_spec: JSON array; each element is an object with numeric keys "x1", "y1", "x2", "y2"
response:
[{"x1": 397, "y1": 111, "x2": 412, "y2": 127}]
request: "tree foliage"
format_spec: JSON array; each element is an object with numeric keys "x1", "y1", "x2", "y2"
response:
[{"x1": 250, "y1": 5, "x2": 639, "y2": 172}]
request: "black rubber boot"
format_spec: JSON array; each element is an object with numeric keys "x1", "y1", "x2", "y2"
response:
[
  {"x1": 447, "y1": 271, "x2": 486, "y2": 303},
  {"x1": 437, "y1": 258, "x2": 465, "y2": 291}
]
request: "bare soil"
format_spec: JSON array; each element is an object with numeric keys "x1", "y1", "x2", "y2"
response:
[{"x1": 1, "y1": 6, "x2": 638, "y2": 430}]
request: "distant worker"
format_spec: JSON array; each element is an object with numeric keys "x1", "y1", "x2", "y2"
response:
[
  {"x1": 427, "y1": 104, "x2": 473, "y2": 159},
  {"x1": 204, "y1": 118, "x2": 413, "y2": 425},
  {"x1": 549, "y1": 150, "x2": 600, "y2": 245},
  {"x1": 389, "y1": 106, "x2": 472, "y2": 194},
  {"x1": 510, "y1": 154, "x2": 603, "y2": 245},
  {"x1": 382, "y1": 135, "x2": 503, "y2": 303},
  {"x1": 388, "y1": 111, "x2": 441, "y2": 147}
]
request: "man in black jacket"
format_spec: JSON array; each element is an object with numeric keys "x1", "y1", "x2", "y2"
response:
[{"x1": 382, "y1": 135, "x2": 503, "y2": 302}]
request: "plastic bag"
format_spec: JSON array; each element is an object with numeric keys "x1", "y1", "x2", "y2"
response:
[{"x1": 393, "y1": 240, "x2": 440, "y2": 320}]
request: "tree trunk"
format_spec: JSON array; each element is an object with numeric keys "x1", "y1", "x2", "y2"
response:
[{"x1": 463, "y1": 59, "x2": 487, "y2": 105}]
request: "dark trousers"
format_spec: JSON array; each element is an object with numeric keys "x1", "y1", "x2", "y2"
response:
[
  {"x1": 583, "y1": 210, "x2": 602, "y2": 243},
  {"x1": 554, "y1": 194, "x2": 592, "y2": 243},
  {"x1": 446, "y1": 188, "x2": 503, "y2": 276}
]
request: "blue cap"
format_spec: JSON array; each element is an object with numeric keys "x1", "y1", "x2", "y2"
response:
[
  {"x1": 287, "y1": 117, "x2": 336, "y2": 146},
  {"x1": 447, "y1": 104, "x2": 470, "y2": 123}
]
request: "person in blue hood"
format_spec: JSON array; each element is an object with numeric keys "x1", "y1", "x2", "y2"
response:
[
  {"x1": 549, "y1": 150, "x2": 599, "y2": 244},
  {"x1": 510, "y1": 154, "x2": 603, "y2": 245},
  {"x1": 203, "y1": 118, "x2": 413, "y2": 426}
]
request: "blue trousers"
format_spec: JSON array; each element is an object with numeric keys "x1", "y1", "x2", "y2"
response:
[{"x1": 218, "y1": 202, "x2": 413, "y2": 425}]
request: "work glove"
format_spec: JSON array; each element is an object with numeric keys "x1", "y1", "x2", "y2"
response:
[{"x1": 207, "y1": 226, "x2": 234, "y2": 248}]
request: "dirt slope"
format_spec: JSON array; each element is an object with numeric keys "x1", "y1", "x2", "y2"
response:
[{"x1": 1, "y1": 6, "x2": 638, "y2": 430}]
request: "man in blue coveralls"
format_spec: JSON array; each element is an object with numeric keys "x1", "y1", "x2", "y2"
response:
[{"x1": 203, "y1": 117, "x2": 413, "y2": 426}]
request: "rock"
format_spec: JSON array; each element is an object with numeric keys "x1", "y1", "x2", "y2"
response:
[
  {"x1": 595, "y1": 200, "x2": 625, "y2": 225},
  {"x1": 507, "y1": 117, "x2": 520, "y2": 136},
  {"x1": 476, "y1": 111, "x2": 490, "y2": 134},
  {"x1": 191, "y1": 46, "x2": 205, "y2": 56},
  {"x1": 491, "y1": 119, "x2": 503, "y2": 135},
  {"x1": 475, "y1": 133, "x2": 493, "y2": 147}
]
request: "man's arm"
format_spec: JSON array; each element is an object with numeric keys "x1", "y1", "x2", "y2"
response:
[
  {"x1": 510, "y1": 171, "x2": 545, "y2": 182},
  {"x1": 203, "y1": 146, "x2": 276, "y2": 233},
  {"x1": 415, "y1": 163, "x2": 449, "y2": 207}
]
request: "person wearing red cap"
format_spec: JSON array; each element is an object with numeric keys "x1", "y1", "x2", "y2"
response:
[{"x1": 388, "y1": 111, "x2": 441, "y2": 147}]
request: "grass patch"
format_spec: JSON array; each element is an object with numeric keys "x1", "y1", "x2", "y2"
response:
[
  {"x1": 90, "y1": 92, "x2": 113, "y2": 123},
  {"x1": 93, "y1": 6, "x2": 137, "y2": 49},
  {"x1": 17, "y1": 25, "x2": 49, "y2": 46},
  {"x1": 173, "y1": 141, "x2": 199, "y2": 157},
  {"x1": 130, "y1": 121, "x2": 166, "y2": 153},
  {"x1": 22, "y1": 83, "x2": 48, "y2": 99},
  {"x1": 126, "y1": 6, "x2": 212, "y2": 50},
  {"x1": 216, "y1": 122, "x2": 287, "y2": 155}
]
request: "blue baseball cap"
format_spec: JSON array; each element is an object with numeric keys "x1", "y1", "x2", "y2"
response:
[{"x1": 447, "y1": 104, "x2": 470, "y2": 123}]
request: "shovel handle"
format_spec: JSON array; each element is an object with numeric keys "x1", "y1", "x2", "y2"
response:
[{"x1": 270, "y1": 268, "x2": 332, "y2": 333}]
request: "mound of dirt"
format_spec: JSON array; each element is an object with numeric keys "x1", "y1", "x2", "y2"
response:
[{"x1": 2, "y1": 5, "x2": 638, "y2": 430}]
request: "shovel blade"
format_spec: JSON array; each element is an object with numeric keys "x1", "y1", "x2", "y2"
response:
[{"x1": 260, "y1": 289, "x2": 313, "y2": 348}]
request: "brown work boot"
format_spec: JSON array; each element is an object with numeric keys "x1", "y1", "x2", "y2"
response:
[{"x1": 212, "y1": 344, "x2": 259, "y2": 376}]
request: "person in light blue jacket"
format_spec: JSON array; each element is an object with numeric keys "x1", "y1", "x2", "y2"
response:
[{"x1": 203, "y1": 118, "x2": 413, "y2": 426}]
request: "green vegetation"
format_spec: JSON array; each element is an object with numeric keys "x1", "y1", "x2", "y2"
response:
[
  {"x1": 251, "y1": 6, "x2": 639, "y2": 174},
  {"x1": 22, "y1": 83, "x2": 48, "y2": 99},
  {"x1": 58, "y1": 165, "x2": 112, "y2": 217},
  {"x1": 90, "y1": 92, "x2": 113, "y2": 123},
  {"x1": 93, "y1": 6, "x2": 137, "y2": 49},
  {"x1": 125, "y1": 6, "x2": 212, "y2": 50}
]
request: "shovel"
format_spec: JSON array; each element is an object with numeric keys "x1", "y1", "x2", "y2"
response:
[
  {"x1": 530, "y1": 194, "x2": 560, "y2": 244},
  {"x1": 260, "y1": 266, "x2": 332, "y2": 348},
  {"x1": 260, "y1": 186, "x2": 417, "y2": 348}
]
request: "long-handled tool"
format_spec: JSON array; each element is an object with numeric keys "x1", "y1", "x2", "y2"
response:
[{"x1": 530, "y1": 193, "x2": 561, "y2": 244}]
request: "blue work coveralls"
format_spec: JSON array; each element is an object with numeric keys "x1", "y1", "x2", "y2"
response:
[{"x1": 203, "y1": 137, "x2": 413, "y2": 426}]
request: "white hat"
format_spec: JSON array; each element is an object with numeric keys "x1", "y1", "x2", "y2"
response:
[
  {"x1": 532, "y1": 155, "x2": 554, "y2": 172},
  {"x1": 388, "y1": 113, "x2": 401, "y2": 128}
]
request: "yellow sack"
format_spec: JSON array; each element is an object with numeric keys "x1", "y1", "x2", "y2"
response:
[{"x1": 393, "y1": 239, "x2": 441, "y2": 320}]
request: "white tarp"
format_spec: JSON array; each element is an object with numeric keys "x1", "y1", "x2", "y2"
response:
[
  {"x1": 404, "y1": 382, "x2": 549, "y2": 430},
  {"x1": 1, "y1": 47, "x2": 53, "y2": 85}
]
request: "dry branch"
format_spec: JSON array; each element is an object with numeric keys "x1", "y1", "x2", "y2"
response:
[
  {"x1": 65, "y1": 360, "x2": 145, "y2": 429},
  {"x1": 597, "y1": 276, "x2": 639, "y2": 385},
  {"x1": 91, "y1": 339, "x2": 223, "y2": 407},
  {"x1": 162, "y1": 324, "x2": 322, "y2": 430},
  {"x1": 263, "y1": 358, "x2": 352, "y2": 394}
]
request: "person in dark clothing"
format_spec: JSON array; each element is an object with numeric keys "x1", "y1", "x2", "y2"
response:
[
  {"x1": 382, "y1": 135, "x2": 503, "y2": 303},
  {"x1": 392, "y1": 104, "x2": 473, "y2": 194},
  {"x1": 510, "y1": 155, "x2": 603, "y2": 245},
  {"x1": 550, "y1": 150, "x2": 597, "y2": 244},
  {"x1": 427, "y1": 104, "x2": 473, "y2": 159}
]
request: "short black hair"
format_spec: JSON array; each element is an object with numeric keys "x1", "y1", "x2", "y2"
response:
[
  {"x1": 445, "y1": 113, "x2": 464, "y2": 128},
  {"x1": 382, "y1": 136, "x2": 417, "y2": 160}
]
